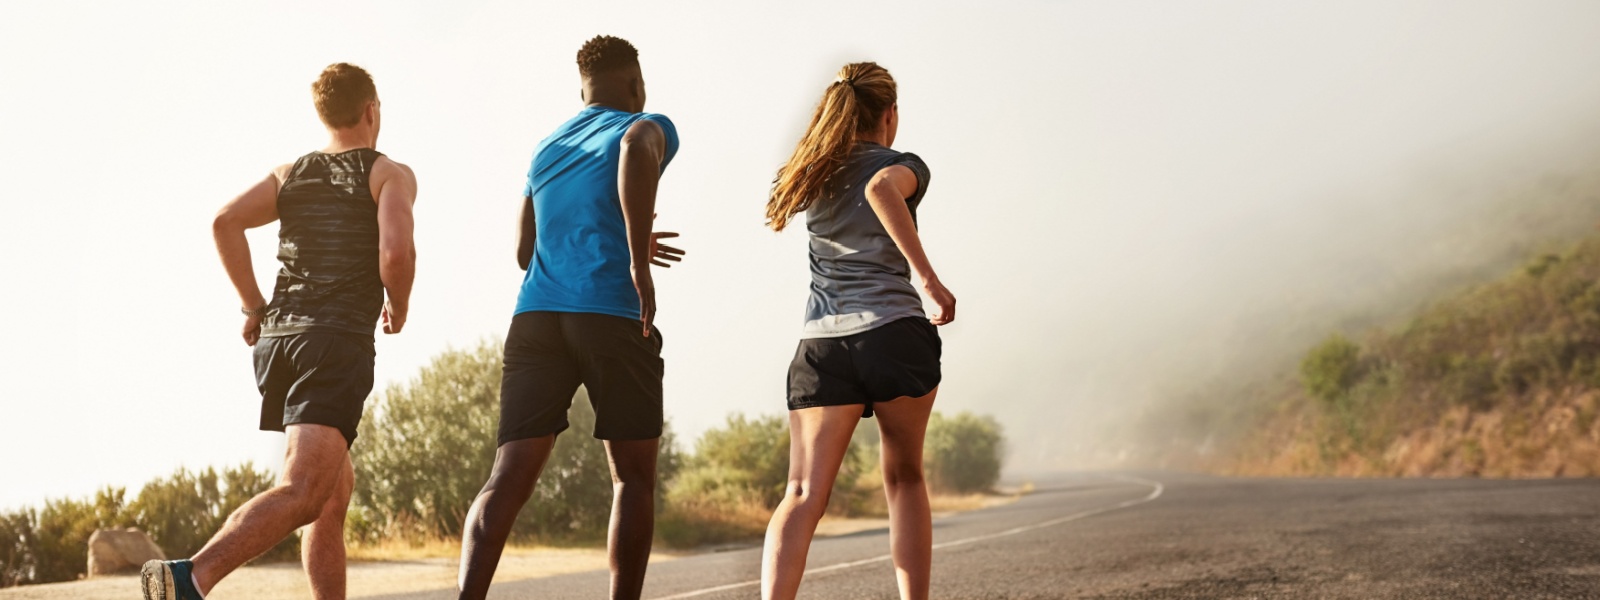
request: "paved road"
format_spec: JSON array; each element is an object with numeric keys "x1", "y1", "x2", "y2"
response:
[{"x1": 373, "y1": 473, "x2": 1600, "y2": 599}]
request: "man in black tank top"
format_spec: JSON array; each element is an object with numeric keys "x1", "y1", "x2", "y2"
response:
[{"x1": 142, "y1": 63, "x2": 417, "y2": 600}]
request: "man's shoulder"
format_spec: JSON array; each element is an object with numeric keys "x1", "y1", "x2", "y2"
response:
[
  {"x1": 624, "y1": 114, "x2": 678, "y2": 157},
  {"x1": 270, "y1": 161, "x2": 296, "y2": 189},
  {"x1": 273, "y1": 151, "x2": 323, "y2": 184},
  {"x1": 622, "y1": 116, "x2": 667, "y2": 139},
  {"x1": 372, "y1": 155, "x2": 416, "y2": 180},
  {"x1": 634, "y1": 113, "x2": 675, "y2": 137},
  {"x1": 636, "y1": 111, "x2": 673, "y2": 125},
  {"x1": 367, "y1": 155, "x2": 418, "y2": 203}
]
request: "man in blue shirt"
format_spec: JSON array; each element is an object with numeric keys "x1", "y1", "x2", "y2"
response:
[{"x1": 455, "y1": 36, "x2": 684, "y2": 600}]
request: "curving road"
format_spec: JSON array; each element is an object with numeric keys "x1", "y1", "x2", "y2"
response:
[{"x1": 372, "y1": 472, "x2": 1600, "y2": 599}]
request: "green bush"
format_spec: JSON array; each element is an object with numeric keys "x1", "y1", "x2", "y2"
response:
[
  {"x1": 668, "y1": 413, "x2": 878, "y2": 521},
  {"x1": 125, "y1": 473, "x2": 210, "y2": 559},
  {"x1": 924, "y1": 412, "x2": 1004, "y2": 493},
  {"x1": 125, "y1": 464, "x2": 293, "y2": 561},
  {"x1": 665, "y1": 464, "x2": 764, "y2": 509},
  {"x1": 685, "y1": 414, "x2": 791, "y2": 506},
  {"x1": 1301, "y1": 334, "x2": 1364, "y2": 405},
  {"x1": 0, "y1": 464, "x2": 288, "y2": 588},
  {"x1": 1443, "y1": 354, "x2": 1497, "y2": 410},
  {"x1": 353, "y1": 343, "x2": 501, "y2": 540},
  {"x1": 512, "y1": 390, "x2": 684, "y2": 543},
  {"x1": 657, "y1": 463, "x2": 770, "y2": 548},
  {"x1": 28, "y1": 490, "x2": 125, "y2": 584},
  {"x1": 1524, "y1": 252, "x2": 1561, "y2": 277},
  {"x1": 0, "y1": 509, "x2": 35, "y2": 587}
]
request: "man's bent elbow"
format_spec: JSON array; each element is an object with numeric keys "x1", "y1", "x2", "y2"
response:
[
  {"x1": 211, "y1": 211, "x2": 242, "y2": 237},
  {"x1": 380, "y1": 246, "x2": 416, "y2": 273}
]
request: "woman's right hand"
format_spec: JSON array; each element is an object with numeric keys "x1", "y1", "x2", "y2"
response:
[{"x1": 922, "y1": 277, "x2": 956, "y2": 325}]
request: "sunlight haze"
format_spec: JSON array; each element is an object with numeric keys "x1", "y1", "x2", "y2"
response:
[{"x1": 5, "y1": 0, "x2": 1600, "y2": 509}]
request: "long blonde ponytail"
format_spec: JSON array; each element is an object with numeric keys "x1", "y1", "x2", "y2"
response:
[{"x1": 766, "y1": 62, "x2": 897, "y2": 231}]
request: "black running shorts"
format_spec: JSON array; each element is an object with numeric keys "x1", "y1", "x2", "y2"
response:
[
  {"x1": 787, "y1": 316, "x2": 942, "y2": 418},
  {"x1": 499, "y1": 311, "x2": 664, "y2": 444},
  {"x1": 254, "y1": 331, "x2": 376, "y2": 446}
]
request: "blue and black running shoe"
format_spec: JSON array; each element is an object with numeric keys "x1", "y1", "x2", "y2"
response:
[{"x1": 141, "y1": 559, "x2": 204, "y2": 600}]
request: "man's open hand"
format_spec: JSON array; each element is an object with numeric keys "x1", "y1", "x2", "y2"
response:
[{"x1": 650, "y1": 231, "x2": 685, "y2": 267}]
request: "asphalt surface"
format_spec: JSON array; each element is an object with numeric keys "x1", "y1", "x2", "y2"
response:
[{"x1": 372, "y1": 473, "x2": 1600, "y2": 599}]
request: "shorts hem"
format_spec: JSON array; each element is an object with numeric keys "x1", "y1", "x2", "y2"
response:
[
  {"x1": 788, "y1": 377, "x2": 940, "y2": 413},
  {"x1": 787, "y1": 399, "x2": 867, "y2": 411},
  {"x1": 591, "y1": 428, "x2": 664, "y2": 442},
  {"x1": 270, "y1": 417, "x2": 359, "y2": 448},
  {"x1": 870, "y1": 378, "x2": 942, "y2": 404},
  {"x1": 497, "y1": 422, "x2": 571, "y2": 447}
]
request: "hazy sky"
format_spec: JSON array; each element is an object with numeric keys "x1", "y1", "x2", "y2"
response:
[{"x1": 5, "y1": 1, "x2": 1600, "y2": 509}]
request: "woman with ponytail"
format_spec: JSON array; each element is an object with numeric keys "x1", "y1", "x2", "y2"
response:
[{"x1": 761, "y1": 62, "x2": 956, "y2": 600}]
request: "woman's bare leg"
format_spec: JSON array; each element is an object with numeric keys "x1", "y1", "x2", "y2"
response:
[
  {"x1": 874, "y1": 388, "x2": 937, "y2": 600},
  {"x1": 760, "y1": 405, "x2": 862, "y2": 600}
]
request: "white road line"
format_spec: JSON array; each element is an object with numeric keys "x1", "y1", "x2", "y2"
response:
[{"x1": 650, "y1": 474, "x2": 1165, "y2": 600}]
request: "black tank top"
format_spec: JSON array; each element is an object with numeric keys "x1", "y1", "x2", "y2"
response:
[{"x1": 260, "y1": 149, "x2": 385, "y2": 338}]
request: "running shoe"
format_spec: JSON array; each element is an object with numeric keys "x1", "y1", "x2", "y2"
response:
[{"x1": 141, "y1": 559, "x2": 204, "y2": 600}]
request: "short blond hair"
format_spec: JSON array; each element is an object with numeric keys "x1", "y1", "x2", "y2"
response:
[{"x1": 311, "y1": 63, "x2": 376, "y2": 128}]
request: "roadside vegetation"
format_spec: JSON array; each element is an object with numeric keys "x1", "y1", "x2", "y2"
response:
[
  {"x1": 0, "y1": 465, "x2": 296, "y2": 588},
  {"x1": 1, "y1": 342, "x2": 1005, "y2": 588},
  {"x1": 1217, "y1": 234, "x2": 1600, "y2": 476},
  {"x1": 351, "y1": 342, "x2": 1005, "y2": 549},
  {"x1": 1089, "y1": 165, "x2": 1600, "y2": 476}
]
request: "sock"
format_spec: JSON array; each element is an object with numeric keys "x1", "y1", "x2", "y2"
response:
[{"x1": 191, "y1": 572, "x2": 206, "y2": 599}]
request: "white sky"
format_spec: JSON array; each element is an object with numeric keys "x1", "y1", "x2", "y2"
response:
[{"x1": 5, "y1": 1, "x2": 1600, "y2": 509}]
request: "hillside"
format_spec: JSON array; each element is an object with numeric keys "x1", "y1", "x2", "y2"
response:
[{"x1": 1211, "y1": 232, "x2": 1600, "y2": 477}]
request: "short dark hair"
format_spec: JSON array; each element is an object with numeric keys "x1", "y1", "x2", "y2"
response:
[
  {"x1": 576, "y1": 35, "x2": 639, "y2": 77},
  {"x1": 311, "y1": 63, "x2": 376, "y2": 128}
]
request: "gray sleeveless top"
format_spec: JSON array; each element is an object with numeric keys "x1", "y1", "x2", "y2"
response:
[
  {"x1": 260, "y1": 149, "x2": 385, "y2": 338},
  {"x1": 800, "y1": 143, "x2": 931, "y2": 338}
]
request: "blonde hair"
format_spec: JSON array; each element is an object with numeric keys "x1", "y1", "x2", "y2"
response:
[{"x1": 766, "y1": 62, "x2": 897, "y2": 231}]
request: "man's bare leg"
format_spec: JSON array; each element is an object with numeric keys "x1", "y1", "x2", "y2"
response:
[
  {"x1": 457, "y1": 436, "x2": 557, "y2": 600},
  {"x1": 304, "y1": 454, "x2": 355, "y2": 600},
  {"x1": 190, "y1": 424, "x2": 348, "y2": 595},
  {"x1": 603, "y1": 438, "x2": 659, "y2": 600}
]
